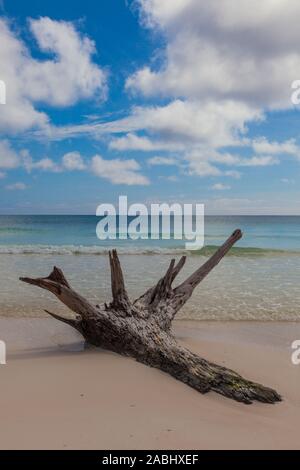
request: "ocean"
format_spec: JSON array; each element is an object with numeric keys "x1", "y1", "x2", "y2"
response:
[{"x1": 1, "y1": 215, "x2": 300, "y2": 320}]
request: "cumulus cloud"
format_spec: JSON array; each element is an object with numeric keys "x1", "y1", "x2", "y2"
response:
[
  {"x1": 20, "y1": 150, "x2": 61, "y2": 173},
  {"x1": 147, "y1": 156, "x2": 178, "y2": 166},
  {"x1": 62, "y1": 152, "x2": 86, "y2": 170},
  {"x1": 0, "y1": 17, "x2": 107, "y2": 133},
  {"x1": 188, "y1": 160, "x2": 221, "y2": 177},
  {"x1": 0, "y1": 140, "x2": 19, "y2": 168},
  {"x1": 110, "y1": 0, "x2": 300, "y2": 179},
  {"x1": 91, "y1": 155, "x2": 150, "y2": 185},
  {"x1": 21, "y1": 150, "x2": 86, "y2": 173},
  {"x1": 0, "y1": 143, "x2": 149, "y2": 186},
  {"x1": 31, "y1": 158, "x2": 61, "y2": 172},
  {"x1": 130, "y1": 0, "x2": 300, "y2": 109},
  {"x1": 2, "y1": 4, "x2": 299, "y2": 189},
  {"x1": 252, "y1": 138, "x2": 300, "y2": 158},
  {"x1": 117, "y1": 100, "x2": 260, "y2": 148},
  {"x1": 239, "y1": 155, "x2": 279, "y2": 167},
  {"x1": 41, "y1": 98, "x2": 261, "y2": 147},
  {"x1": 109, "y1": 133, "x2": 166, "y2": 151}
]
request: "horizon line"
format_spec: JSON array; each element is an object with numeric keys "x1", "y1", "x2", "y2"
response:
[{"x1": 1, "y1": 213, "x2": 300, "y2": 217}]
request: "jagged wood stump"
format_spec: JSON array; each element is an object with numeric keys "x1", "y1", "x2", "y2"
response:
[{"x1": 20, "y1": 229, "x2": 281, "y2": 404}]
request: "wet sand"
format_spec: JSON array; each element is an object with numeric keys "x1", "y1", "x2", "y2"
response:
[{"x1": 0, "y1": 318, "x2": 299, "y2": 449}]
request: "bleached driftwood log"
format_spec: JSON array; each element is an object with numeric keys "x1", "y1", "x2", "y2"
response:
[{"x1": 20, "y1": 229, "x2": 281, "y2": 404}]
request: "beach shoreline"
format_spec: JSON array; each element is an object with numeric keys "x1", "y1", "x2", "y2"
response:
[{"x1": 0, "y1": 318, "x2": 299, "y2": 450}]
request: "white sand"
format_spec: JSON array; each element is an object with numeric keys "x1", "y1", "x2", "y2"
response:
[{"x1": 0, "y1": 318, "x2": 299, "y2": 450}]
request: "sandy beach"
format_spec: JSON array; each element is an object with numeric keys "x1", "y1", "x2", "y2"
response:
[{"x1": 0, "y1": 318, "x2": 299, "y2": 450}]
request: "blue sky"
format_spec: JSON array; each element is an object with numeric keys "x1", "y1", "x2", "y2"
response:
[{"x1": 1, "y1": 0, "x2": 300, "y2": 214}]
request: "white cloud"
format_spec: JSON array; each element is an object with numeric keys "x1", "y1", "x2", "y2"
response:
[
  {"x1": 225, "y1": 170, "x2": 241, "y2": 179},
  {"x1": 0, "y1": 143, "x2": 150, "y2": 186},
  {"x1": 111, "y1": 0, "x2": 300, "y2": 179},
  {"x1": 21, "y1": 150, "x2": 85, "y2": 173},
  {"x1": 20, "y1": 150, "x2": 61, "y2": 172},
  {"x1": 62, "y1": 152, "x2": 86, "y2": 170},
  {"x1": 239, "y1": 155, "x2": 279, "y2": 167},
  {"x1": 0, "y1": 17, "x2": 107, "y2": 133},
  {"x1": 147, "y1": 156, "x2": 178, "y2": 166},
  {"x1": 252, "y1": 138, "x2": 300, "y2": 158},
  {"x1": 127, "y1": 100, "x2": 260, "y2": 148},
  {"x1": 0, "y1": 140, "x2": 19, "y2": 168},
  {"x1": 91, "y1": 155, "x2": 150, "y2": 185},
  {"x1": 28, "y1": 17, "x2": 107, "y2": 106},
  {"x1": 109, "y1": 133, "x2": 161, "y2": 151},
  {"x1": 211, "y1": 183, "x2": 231, "y2": 191},
  {"x1": 110, "y1": 132, "x2": 185, "y2": 152},
  {"x1": 2, "y1": 4, "x2": 299, "y2": 189},
  {"x1": 188, "y1": 160, "x2": 221, "y2": 177},
  {"x1": 42, "y1": 99, "x2": 261, "y2": 147},
  {"x1": 131, "y1": 0, "x2": 300, "y2": 109},
  {"x1": 32, "y1": 158, "x2": 61, "y2": 172},
  {"x1": 5, "y1": 182, "x2": 27, "y2": 190},
  {"x1": 0, "y1": 171, "x2": 6, "y2": 178},
  {"x1": 186, "y1": 147, "x2": 279, "y2": 173},
  {"x1": 45, "y1": 99, "x2": 262, "y2": 180}
]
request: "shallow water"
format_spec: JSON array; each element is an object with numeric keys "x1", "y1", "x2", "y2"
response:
[
  {"x1": 0, "y1": 252, "x2": 299, "y2": 320},
  {"x1": 1, "y1": 215, "x2": 300, "y2": 320}
]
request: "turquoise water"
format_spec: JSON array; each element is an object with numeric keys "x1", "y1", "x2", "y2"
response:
[
  {"x1": 0, "y1": 215, "x2": 300, "y2": 254},
  {"x1": 0, "y1": 215, "x2": 300, "y2": 320}
]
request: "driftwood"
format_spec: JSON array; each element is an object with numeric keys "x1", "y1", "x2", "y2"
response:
[{"x1": 20, "y1": 229, "x2": 281, "y2": 404}]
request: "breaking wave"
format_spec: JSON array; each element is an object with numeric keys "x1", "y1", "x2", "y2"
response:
[{"x1": 0, "y1": 244, "x2": 299, "y2": 257}]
